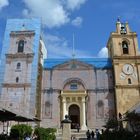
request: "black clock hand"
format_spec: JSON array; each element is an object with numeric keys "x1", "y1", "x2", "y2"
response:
[{"x1": 127, "y1": 67, "x2": 129, "y2": 72}]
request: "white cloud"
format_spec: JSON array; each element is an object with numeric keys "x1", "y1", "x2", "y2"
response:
[
  {"x1": 23, "y1": 0, "x2": 87, "y2": 28},
  {"x1": 44, "y1": 34, "x2": 93, "y2": 58},
  {"x1": 71, "y1": 17, "x2": 83, "y2": 27},
  {"x1": 98, "y1": 47, "x2": 108, "y2": 58},
  {"x1": 0, "y1": 0, "x2": 9, "y2": 11},
  {"x1": 44, "y1": 34, "x2": 70, "y2": 57},
  {"x1": 23, "y1": 0, "x2": 69, "y2": 28},
  {"x1": 66, "y1": 0, "x2": 87, "y2": 10}
]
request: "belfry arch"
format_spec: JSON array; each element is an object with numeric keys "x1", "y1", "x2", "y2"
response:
[{"x1": 60, "y1": 78, "x2": 87, "y2": 130}]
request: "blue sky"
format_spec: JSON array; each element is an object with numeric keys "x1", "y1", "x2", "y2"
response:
[{"x1": 0, "y1": 0, "x2": 140, "y2": 58}]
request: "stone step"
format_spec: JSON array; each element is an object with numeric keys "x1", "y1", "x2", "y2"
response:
[
  {"x1": 56, "y1": 133, "x2": 86, "y2": 135},
  {"x1": 56, "y1": 129, "x2": 87, "y2": 140},
  {"x1": 56, "y1": 137, "x2": 95, "y2": 140},
  {"x1": 56, "y1": 136, "x2": 87, "y2": 140},
  {"x1": 57, "y1": 129, "x2": 86, "y2": 133}
]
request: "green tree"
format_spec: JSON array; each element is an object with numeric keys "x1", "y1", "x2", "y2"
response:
[
  {"x1": 104, "y1": 118, "x2": 118, "y2": 130},
  {"x1": 10, "y1": 124, "x2": 32, "y2": 140},
  {"x1": 34, "y1": 127, "x2": 56, "y2": 140},
  {"x1": 125, "y1": 111, "x2": 140, "y2": 133}
]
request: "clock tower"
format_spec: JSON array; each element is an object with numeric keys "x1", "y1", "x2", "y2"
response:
[{"x1": 107, "y1": 20, "x2": 140, "y2": 117}]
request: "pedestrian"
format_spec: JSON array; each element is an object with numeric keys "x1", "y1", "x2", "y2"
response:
[
  {"x1": 91, "y1": 131, "x2": 95, "y2": 139},
  {"x1": 60, "y1": 123, "x2": 63, "y2": 129},
  {"x1": 24, "y1": 134, "x2": 31, "y2": 140},
  {"x1": 71, "y1": 135, "x2": 77, "y2": 140},
  {"x1": 96, "y1": 130, "x2": 100, "y2": 140},
  {"x1": 86, "y1": 130, "x2": 91, "y2": 140},
  {"x1": 32, "y1": 134, "x2": 38, "y2": 140},
  {"x1": 101, "y1": 129, "x2": 104, "y2": 134},
  {"x1": 76, "y1": 123, "x2": 80, "y2": 132}
]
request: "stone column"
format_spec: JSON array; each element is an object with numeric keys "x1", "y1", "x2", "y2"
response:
[
  {"x1": 81, "y1": 97, "x2": 87, "y2": 130},
  {"x1": 63, "y1": 97, "x2": 67, "y2": 119}
]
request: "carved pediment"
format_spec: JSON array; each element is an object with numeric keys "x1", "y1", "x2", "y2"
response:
[{"x1": 53, "y1": 59, "x2": 93, "y2": 70}]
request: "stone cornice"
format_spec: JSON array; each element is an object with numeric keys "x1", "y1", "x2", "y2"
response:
[
  {"x1": 5, "y1": 53, "x2": 34, "y2": 58},
  {"x1": 10, "y1": 30, "x2": 35, "y2": 37},
  {"x1": 115, "y1": 84, "x2": 140, "y2": 88},
  {"x1": 53, "y1": 60, "x2": 93, "y2": 70},
  {"x1": 42, "y1": 88, "x2": 114, "y2": 94},
  {"x1": 42, "y1": 89, "x2": 61, "y2": 94},
  {"x1": 113, "y1": 56, "x2": 140, "y2": 60},
  {"x1": 110, "y1": 32, "x2": 137, "y2": 38},
  {"x1": 5, "y1": 53, "x2": 34, "y2": 63},
  {"x1": 62, "y1": 90, "x2": 86, "y2": 93},
  {"x1": 87, "y1": 88, "x2": 114, "y2": 93},
  {"x1": 113, "y1": 56, "x2": 140, "y2": 65},
  {"x1": 2, "y1": 83, "x2": 31, "y2": 88},
  {"x1": 61, "y1": 90, "x2": 87, "y2": 97}
]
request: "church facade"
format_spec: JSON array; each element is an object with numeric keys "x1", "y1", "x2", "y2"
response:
[
  {"x1": 41, "y1": 58, "x2": 114, "y2": 129},
  {"x1": 0, "y1": 19, "x2": 140, "y2": 130}
]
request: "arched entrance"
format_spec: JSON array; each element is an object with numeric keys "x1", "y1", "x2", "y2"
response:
[{"x1": 69, "y1": 104, "x2": 80, "y2": 129}]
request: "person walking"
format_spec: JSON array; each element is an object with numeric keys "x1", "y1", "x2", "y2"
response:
[
  {"x1": 91, "y1": 131, "x2": 95, "y2": 139},
  {"x1": 86, "y1": 130, "x2": 91, "y2": 140},
  {"x1": 76, "y1": 123, "x2": 80, "y2": 132},
  {"x1": 95, "y1": 129, "x2": 100, "y2": 140}
]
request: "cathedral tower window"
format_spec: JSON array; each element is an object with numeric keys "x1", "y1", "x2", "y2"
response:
[
  {"x1": 128, "y1": 78, "x2": 131, "y2": 84},
  {"x1": 16, "y1": 63, "x2": 21, "y2": 69},
  {"x1": 16, "y1": 77, "x2": 19, "y2": 83},
  {"x1": 18, "y1": 40, "x2": 24, "y2": 53},
  {"x1": 122, "y1": 41, "x2": 129, "y2": 54}
]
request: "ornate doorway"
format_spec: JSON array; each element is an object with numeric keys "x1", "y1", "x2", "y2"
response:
[{"x1": 69, "y1": 104, "x2": 80, "y2": 129}]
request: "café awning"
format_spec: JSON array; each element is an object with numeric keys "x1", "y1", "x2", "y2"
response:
[{"x1": 0, "y1": 107, "x2": 40, "y2": 122}]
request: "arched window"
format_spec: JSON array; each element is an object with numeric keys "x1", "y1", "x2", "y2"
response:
[
  {"x1": 18, "y1": 40, "x2": 24, "y2": 53},
  {"x1": 16, "y1": 63, "x2": 21, "y2": 69},
  {"x1": 128, "y1": 78, "x2": 131, "y2": 84},
  {"x1": 122, "y1": 41, "x2": 129, "y2": 54},
  {"x1": 16, "y1": 77, "x2": 19, "y2": 83}
]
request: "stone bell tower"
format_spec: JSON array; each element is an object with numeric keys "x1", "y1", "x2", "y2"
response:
[
  {"x1": 0, "y1": 19, "x2": 47, "y2": 119},
  {"x1": 1, "y1": 28, "x2": 35, "y2": 115},
  {"x1": 107, "y1": 19, "x2": 140, "y2": 117}
]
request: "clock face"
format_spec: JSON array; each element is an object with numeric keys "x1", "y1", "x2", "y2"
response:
[
  {"x1": 132, "y1": 72, "x2": 137, "y2": 79},
  {"x1": 120, "y1": 72, "x2": 126, "y2": 80},
  {"x1": 123, "y1": 64, "x2": 134, "y2": 75}
]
